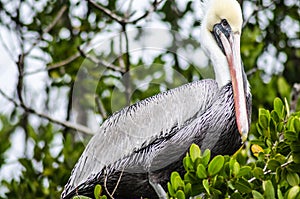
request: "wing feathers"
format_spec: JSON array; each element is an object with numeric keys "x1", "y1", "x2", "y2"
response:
[{"x1": 62, "y1": 79, "x2": 218, "y2": 197}]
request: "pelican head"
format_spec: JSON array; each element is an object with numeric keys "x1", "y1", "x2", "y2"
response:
[{"x1": 200, "y1": 0, "x2": 249, "y2": 138}]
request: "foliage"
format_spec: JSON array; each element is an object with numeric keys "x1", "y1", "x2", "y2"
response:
[
  {"x1": 167, "y1": 98, "x2": 300, "y2": 199},
  {"x1": 0, "y1": 0, "x2": 299, "y2": 198},
  {"x1": 73, "y1": 185, "x2": 107, "y2": 199}
]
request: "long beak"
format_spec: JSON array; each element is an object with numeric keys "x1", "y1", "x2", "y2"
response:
[{"x1": 219, "y1": 31, "x2": 249, "y2": 139}]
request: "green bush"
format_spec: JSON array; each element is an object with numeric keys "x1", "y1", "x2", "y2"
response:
[{"x1": 168, "y1": 98, "x2": 300, "y2": 199}]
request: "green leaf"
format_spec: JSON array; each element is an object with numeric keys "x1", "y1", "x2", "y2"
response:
[
  {"x1": 184, "y1": 183, "x2": 192, "y2": 196},
  {"x1": 291, "y1": 141, "x2": 300, "y2": 153},
  {"x1": 231, "y1": 192, "x2": 243, "y2": 199},
  {"x1": 167, "y1": 182, "x2": 176, "y2": 197},
  {"x1": 170, "y1": 172, "x2": 183, "y2": 191},
  {"x1": 208, "y1": 155, "x2": 224, "y2": 176},
  {"x1": 183, "y1": 156, "x2": 193, "y2": 171},
  {"x1": 201, "y1": 149, "x2": 211, "y2": 166},
  {"x1": 259, "y1": 109, "x2": 270, "y2": 129},
  {"x1": 175, "y1": 190, "x2": 186, "y2": 199},
  {"x1": 94, "y1": 184, "x2": 102, "y2": 199},
  {"x1": 196, "y1": 164, "x2": 207, "y2": 179},
  {"x1": 172, "y1": 175, "x2": 184, "y2": 191},
  {"x1": 263, "y1": 180, "x2": 275, "y2": 199},
  {"x1": 252, "y1": 190, "x2": 264, "y2": 199},
  {"x1": 284, "y1": 131, "x2": 298, "y2": 141},
  {"x1": 73, "y1": 196, "x2": 92, "y2": 199},
  {"x1": 277, "y1": 187, "x2": 284, "y2": 199},
  {"x1": 271, "y1": 110, "x2": 280, "y2": 123},
  {"x1": 203, "y1": 179, "x2": 210, "y2": 195},
  {"x1": 237, "y1": 166, "x2": 252, "y2": 177},
  {"x1": 190, "y1": 144, "x2": 201, "y2": 162},
  {"x1": 294, "y1": 117, "x2": 300, "y2": 133},
  {"x1": 287, "y1": 186, "x2": 300, "y2": 199},
  {"x1": 286, "y1": 172, "x2": 300, "y2": 186},
  {"x1": 253, "y1": 167, "x2": 264, "y2": 179},
  {"x1": 284, "y1": 98, "x2": 290, "y2": 117},
  {"x1": 274, "y1": 98, "x2": 284, "y2": 119},
  {"x1": 234, "y1": 178, "x2": 252, "y2": 193},
  {"x1": 233, "y1": 161, "x2": 240, "y2": 177},
  {"x1": 267, "y1": 159, "x2": 281, "y2": 171},
  {"x1": 292, "y1": 152, "x2": 300, "y2": 164}
]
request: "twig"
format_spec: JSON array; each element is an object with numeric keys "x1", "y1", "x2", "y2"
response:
[
  {"x1": 24, "y1": 52, "x2": 81, "y2": 76},
  {"x1": 122, "y1": 24, "x2": 132, "y2": 104},
  {"x1": 16, "y1": 54, "x2": 25, "y2": 106},
  {"x1": 103, "y1": 168, "x2": 124, "y2": 199},
  {"x1": 246, "y1": 67, "x2": 258, "y2": 77},
  {"x1": 95, "y1": 96, "x2": 107, "y2": 119},
  {"x1": 87, "y1": 0, "x2": 125, "y2": 24},
  {"x1": 0, "y1": 88, "x2": 94, "y2": 135},
  {"x1": 242, "y1": 2, "x2": 274, "y2": 28},
  {"x1": 290, "y1": 83, "x2": 300, "y2": 112},
  {"x1": 0, "y1": 89, "x2": 19, "y2": 107},
  {"x1": 24, "y1": 5, "x2": 68, "y2": 56},
  {"x1": 104, "y1": 169, "x2": 115, "y2": 199},
  {"x1": 87, "y1": 0, "x2": 164, "y2": 25},
  {"x1": 248, "y1": 160, "x2": 293, "y2": 183},
  {"x1": 78, "y1": 47, "x2": 125, "y2": 72},
  {"x1": 111, "y1": 168, "x2": 124, "y2": 196}
]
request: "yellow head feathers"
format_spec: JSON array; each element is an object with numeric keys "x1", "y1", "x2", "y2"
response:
[{"x1": 204, "y1": 0, "x2": 243, "y2": 33}]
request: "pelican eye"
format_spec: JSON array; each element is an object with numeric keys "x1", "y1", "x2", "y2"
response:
[{"x1": 221, "y1": 19, "x2": 229, "y2": 27}]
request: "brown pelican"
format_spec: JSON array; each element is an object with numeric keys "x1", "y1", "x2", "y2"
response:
[{"x1": 61, "y1": 0, "x2": 251, "y2": 198}]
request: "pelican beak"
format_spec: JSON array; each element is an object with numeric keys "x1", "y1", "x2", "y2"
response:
[{"x1": 213, "y1": 25, "x2": 249, "y2": 139}]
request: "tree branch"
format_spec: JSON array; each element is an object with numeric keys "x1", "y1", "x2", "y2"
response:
[
  {"x1": 78, "y1": 47, "x2": 125, "y2": 72},
  {"x1": 87, "y1": 0, "x2": 164, "y2": 25},
  {"x1": 121, "y1": 24, "x2": 132, "y2": 104},
  {"x1": 0, "y1": 88, "x2": 94, "y2": 135},
  {"x1": 243, "y1": 2, "x2": 274, "y2": 28},
  {"x1": 24, "y1": 52, "x2": 81, "y2": 76},
  {"x1": 246, "y1": 67, "x2": 258, "y2": 77},
  {"x1": 248, "y1": 160, "x2": 293, "y2": 183},
  {"x1": 24, "y1": 5, "x2": 68, "y2": 56},
  {"x1": 290, "y1": 83, "x2": 300, "y2": 112},
  {"x1": 95, "y1": 96, "x2": 107, "y2": 119}
]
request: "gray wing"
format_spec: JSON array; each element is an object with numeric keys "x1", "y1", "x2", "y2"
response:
[{"x1": 63, "y1": 79, "x2": 218, "y2": 194}]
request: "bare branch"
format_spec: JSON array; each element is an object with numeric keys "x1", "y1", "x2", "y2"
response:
[
  {"x1": 243, "y1": 2, "x2": 274, "y2": 28},
  {"x1": 0, "y1": 89, "x2": 19, "y2": 107},
  {"x1": 95, "y1": 96, "x2": 107, "y2": 119},
  {"x1": 248, "y1": 160, "x2": 293, "y2": 183},
  {"x1": 0, "y1": 88, "x2": 94, "y2": 135},
  {"x1": 26, "y1": 106, "x2": 94, "y2": 135},
  {"x1": 111, "y1": 168, "x2": 124, "y2": 196},
  {"x1": 246, "y1": 67, "x2": 258, "y2": 77},
  {"x1": 78, "y1": 47, "x2": 125, "y2": 72},
  {"x1": 24, "y1": 52, "x2": 81, "y2": 76},
  {"x1": 121, "y1": 25, "x2": 132, "y2": 104},
  {"x1": 16, "y1": 54, "x2": 25, "y2": 106},
  {"x1": 104, "y1": 169, "x2": 115, "y2": 199},
  {"x1": 129, "y1": 0, "x2": 164, "y2": 24},
  {"x1": 290, "y1": 83, "x2": 300, "y2": 113},
  {"x1": 103, "y1": 168, "x2": 124, "y2": 199},
  {"x1": 87, "y1": 0, "x2": 125, "y2": 24},
  {"x1": 87, "y1": 0, "x2": 164, "y2": 25},
  {"x1": 24, "y1": 5, "x2": 68, "y2": 56}
]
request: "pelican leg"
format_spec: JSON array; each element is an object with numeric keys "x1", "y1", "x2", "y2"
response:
[{"x1": 148, "y1": 173, "x2": 167, "y2": 199}]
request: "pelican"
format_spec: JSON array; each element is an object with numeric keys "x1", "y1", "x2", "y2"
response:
[{"x1": 61, "y1": 0, "x2": 251, "y2": 198}]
